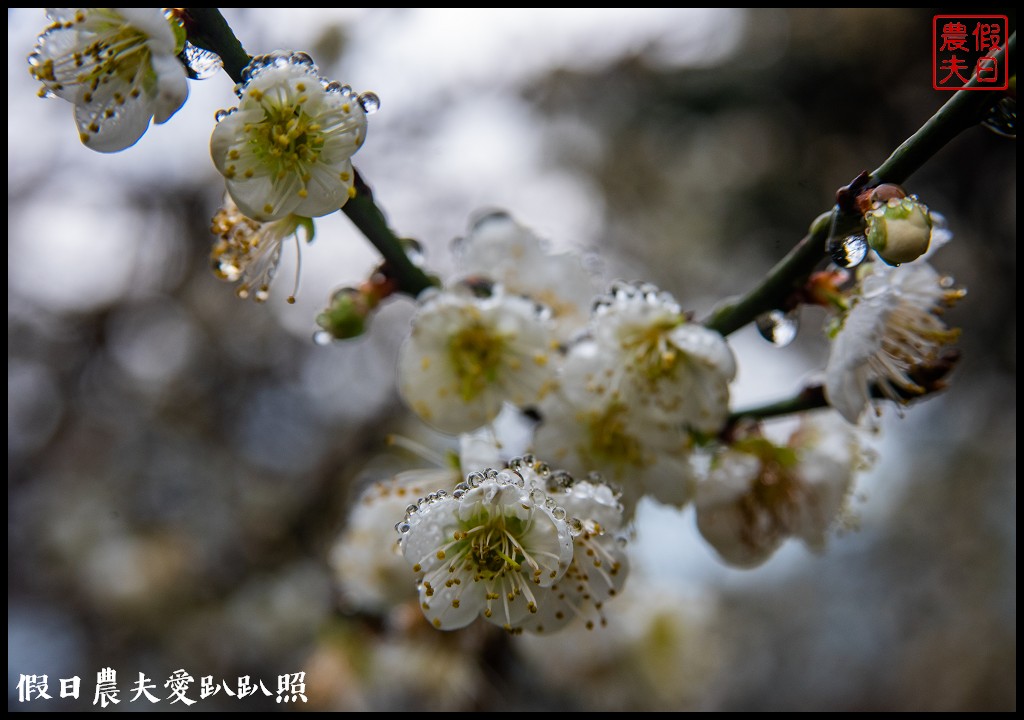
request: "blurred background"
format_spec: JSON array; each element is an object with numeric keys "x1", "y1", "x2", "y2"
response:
[{"x1": 7, "y1": 8, "x2": 1015, "y2": 711}]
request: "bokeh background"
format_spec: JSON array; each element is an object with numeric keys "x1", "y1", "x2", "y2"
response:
[{"x1": 8, "y1": 8, "x2": 1015, "y2": 711}]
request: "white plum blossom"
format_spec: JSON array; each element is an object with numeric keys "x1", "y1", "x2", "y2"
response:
[
  {"x1": 694, "y1": 413, "x2": 862, "y2": 568},
  {"x1": 453, "y1": 211, "x2": 598, "y2": 340},
  {"x1": 331, "y1": 468, "x2": 458, "y2": 614},
  {"x1": 209, "y1": 196, "x2": 313, "y2": 302},
  {"x1": 397, "y1": 463, "x2": 575, "y2": 632},
  {"x1": 520, "y1": 477, "x2": 630, "y2": 634},
  {"x1": 398, "y1": 282, "x2": 557, "y2": 434},
  {"x1": 28, "y1": 8, "x2": 189, "y2": 152},
  {"x1": 210, "y1": 52, "x2": 368, "y2": 221},
  {"x1": 532, "y1": 338, "x2": 696, "y2": 511},
  {"x1": 330, "y1": 430, "x2": 504, "y2": 615},
  {"x1": 824, "y1": 261, "x2": 963, "y2": 424},
  {"x1": 590, "y1": 282, "x2": 737, "y2": 434}
]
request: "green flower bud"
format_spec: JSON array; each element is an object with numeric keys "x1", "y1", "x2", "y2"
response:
[
  {"x1": 865, "y1": 197, "x2": 933, "y2": 266},
  {"x1": 316, "y1": 288, "x2": 370, "y2": 340}
]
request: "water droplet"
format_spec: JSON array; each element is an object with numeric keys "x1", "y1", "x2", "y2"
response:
[
  {"x1": 982, "y1": 96, "x2": 1016, "y2": 139},
  {"x1": 551, "y1": 506, "x2": 566, "y2": 520},
  {"x1": 529, "y1": 488, "x2": 545, "y2": 504},
  {"x1": 290, "y1": 51, "x2": 315, "y2": 67},
  {"x1": 467, "y1": 471, "x2": 484, "y2": 488},
  {"x1": 312, "y1": 329, "x2": 333, "y2": 346},
  {"x1": 551, "y1": 470, "x2": 574, "y2": 488},
  {"x1": 358, "y1": 91, "x2": 380, "y2": 114},
  {"x1": 509, "y1": 456, "x2": 524, "y2": 471},
  {"x1": 183, "y1": 42, "x2": 223, "y2": 80},
  {"x1": 400, "y1": 238, "x2": 425, "y2": 266},
  {"x1": 939, "y1": 275, "x2": 955, "y2": 289},
  {"x1": 324, "y1": 81, "x2": 342, "y2": 93},
  {"x1": 454, "y1": 482, "x2": 469, "y2": 493},
  {"x1": 395, "y1": 522, "x2": 411, "y2": 534},
  {"x1": 755, "y1": 309, "x2": 800, "y2": 347},
  {"x1": 470, "y1": 209, "x2": 512, "y2": 233},
  {"x1": 536, "y1": 463, "x2": 550, "y2": 477},
  {"x1": 828, "y1": 233, "x2": 869, "y2": 268},
  {"x1": 214, "y1": 108, "x2": 230, "y2": 122},
  {"x1": 405, "y1": 504, "x2": 418, "y2": 515},
  {"x1": 452, "y1": 489, "x2": 465, "y2": 499},
  {"x1": 616, "y1": 536, "x2": 628, "y2": 548},
  {"x1": 568, "y1": 518, "x2": 584, "y2": 536}
]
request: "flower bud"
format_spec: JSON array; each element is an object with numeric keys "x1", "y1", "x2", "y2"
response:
[
  {"x1": 316, "y1": 288, "x2": 371, "y2": 340},
  {"x1": 865, "y1": 196, "x2": 933, "y2": 266}
]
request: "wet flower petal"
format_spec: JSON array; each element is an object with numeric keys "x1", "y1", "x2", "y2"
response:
[{"x1": 28, "y1": 8, "x2": 188, "y2": 152}]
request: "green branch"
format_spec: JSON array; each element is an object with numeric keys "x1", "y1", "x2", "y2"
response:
[
  {"x1": 724, "y1": 350, "x2": 960, "y2": 430},
  {"x1": 703, "y1": 32, "x2": 1015, "y2": 337},
  {"x1": 183, "y1": 7, "x2": 434, "y2": 298}
]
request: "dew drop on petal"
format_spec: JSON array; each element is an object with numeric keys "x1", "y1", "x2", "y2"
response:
[
  {"x1": 395, "y1": 522, "x2": 411, "y2": 534},
  {"x1": 755, "y1": 309, "x2": 800, "y2": 347},
  {"x1": 358, "y1": 92, "x2": 380, "y2": 114},
  {"x1": 828, "y1": 234, "x2": 869, "y2": 268},
  {"x1": 290, "y1": 51, "x2": 315, "y2": 67},
  {"x1": 312, "y1": 329, "x2": 334, "y2": 346}
]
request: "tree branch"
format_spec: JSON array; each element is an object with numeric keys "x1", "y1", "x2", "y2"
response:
[{"x1": 703, "y1": 32, "x2": 1015, "y2": 337}]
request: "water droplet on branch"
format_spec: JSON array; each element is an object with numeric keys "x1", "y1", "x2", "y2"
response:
[
  {"x1": 827, "y1": 234, "x2": 869, "y2": 268},
  {"x1": 755, "y1": 309, "x2": 800, "y2": 347}
]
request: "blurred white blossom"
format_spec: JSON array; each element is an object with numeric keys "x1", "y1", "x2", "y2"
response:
[
  {"x1": 694, "y1": 413, "x2": 862, "y2": 567},
  {"x1": 398, "y1": 282, "x2": 556, "y2": 434},
  {"x1": 589, "y1": 282, "x2": 736, "y2": 434},
  {"x1": 533, "y1": 338, "x2": 695, "y2": 511},
  {"x1": 453, "y1": 211, "x2": 598, "y2": 340}
]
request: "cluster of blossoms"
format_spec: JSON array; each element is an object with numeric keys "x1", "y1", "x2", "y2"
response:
[
  {"x1": 26, "y1": 11, "x2": 970, "y2": 636},
  {"x1": 375, "y1": 202, "x2": 965, "y2": 624},
  {"x1": 28, "y1": 9, "x2": 372, "y2": 304}
]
